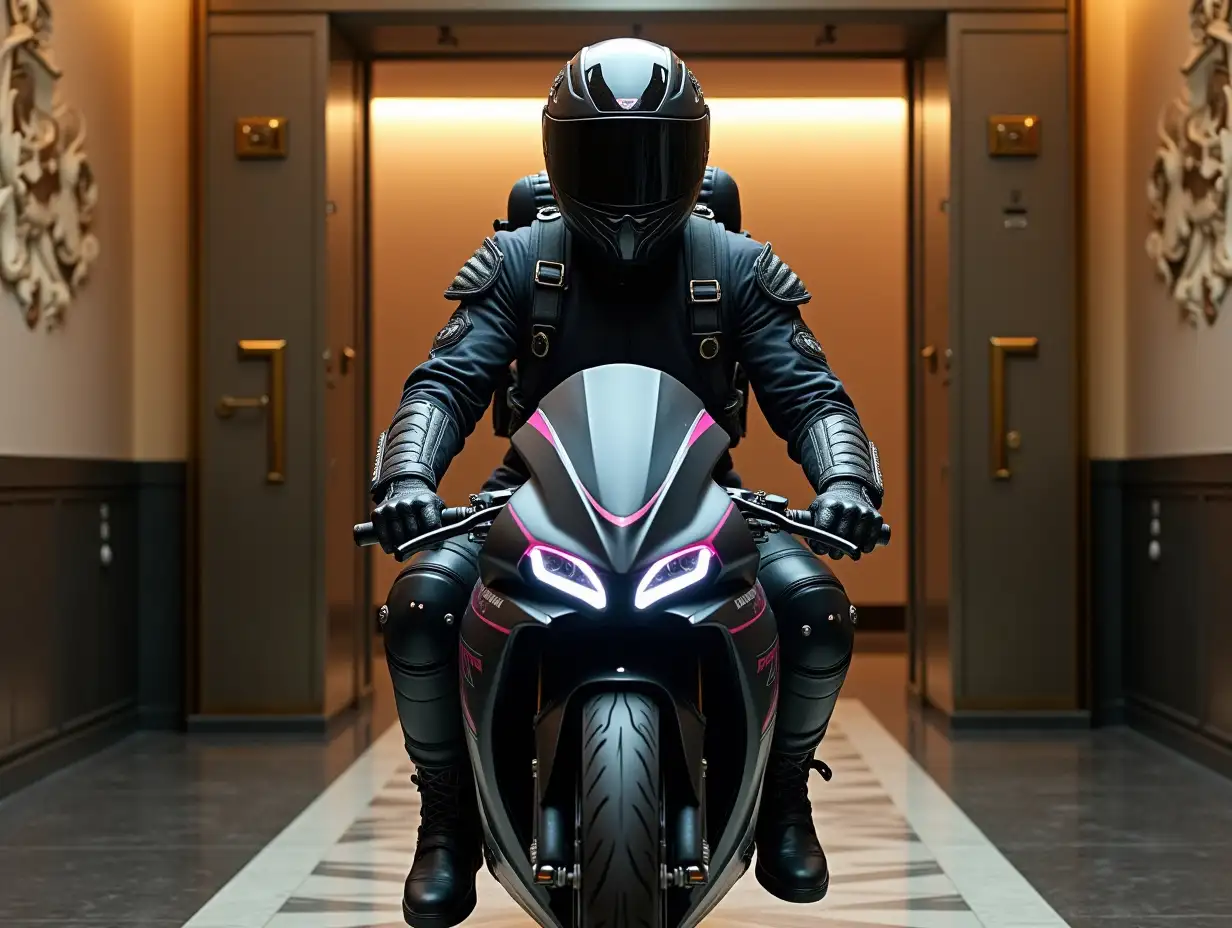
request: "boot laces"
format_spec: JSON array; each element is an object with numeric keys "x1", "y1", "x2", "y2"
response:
[
  {"x1": 767, "y1": 753, "x2": 833, "y2": 824},
  {"x1": 410, "y1": 766, "x2": 467, "y2": 854}
]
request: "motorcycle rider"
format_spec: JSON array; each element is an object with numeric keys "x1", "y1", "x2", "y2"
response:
[{"x1": 368, "y1": 38, "x2": 886, "y2": 928}]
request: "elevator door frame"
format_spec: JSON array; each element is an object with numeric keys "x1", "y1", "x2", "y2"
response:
[{"x1": 189, "y1": 0, "x2": 1088, "y2": 724}]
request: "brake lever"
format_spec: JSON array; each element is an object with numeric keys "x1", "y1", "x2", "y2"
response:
[
  {"x1": 728, "y1": 496, "x2": 861, "y2": 558},
  {"x1": 393, "y1": 504, "x2": 507, "y2": 562}
]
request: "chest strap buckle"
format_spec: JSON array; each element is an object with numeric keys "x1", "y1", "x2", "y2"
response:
[
  {"x1": 534, "y1": 260, "x2": 565, "y2": 288},
  {"x1": 530, "y1": 327, "x2": 552, "y2": 357},
  {"x1": 689, "y1": 279, "x2": 721, "y2": 303}
]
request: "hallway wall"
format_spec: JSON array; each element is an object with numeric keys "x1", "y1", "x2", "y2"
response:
[
  {"x1": 1085, "y1": 0, "x2": 1232, "y2": 777},
  {"x1": 369, "y1": 58, "x2": 908, "y2": 609},
  {"x1": 0, "y1": 0, "x2": 191, "y2": 800}
]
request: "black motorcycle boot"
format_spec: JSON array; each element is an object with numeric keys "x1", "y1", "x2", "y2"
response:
[
  {"x1": 754, "y1": 749, "x2": 834, "y2": 903},
  {"x1": 402, "y1": 763, "x2": 484, "y2": 928}
]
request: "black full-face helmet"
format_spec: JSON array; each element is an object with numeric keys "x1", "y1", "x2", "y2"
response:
[{"x1": 542, "y1": 38, "x2": 710, "y2": 265}]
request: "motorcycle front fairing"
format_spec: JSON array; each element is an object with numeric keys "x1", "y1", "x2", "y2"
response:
[{"x1": 456, "y1": 365, "x2": 781, "y2": 927}]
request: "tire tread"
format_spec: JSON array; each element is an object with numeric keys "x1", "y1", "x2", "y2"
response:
[{"x1": 578, "y1": 691, "x2": 663, "y2": 928}]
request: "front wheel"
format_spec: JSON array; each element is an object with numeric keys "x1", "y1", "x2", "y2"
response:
[{"x1": 578, "y1": 691, "x2": 664, "y2": 928}]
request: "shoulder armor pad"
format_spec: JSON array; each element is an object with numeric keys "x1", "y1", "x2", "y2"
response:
[
  {"x1": 754, "y1": 242, "x2": 811, "y2": 305},
  {"x1": 444, "y1": 237, "x2": 503, "y2": 301}
]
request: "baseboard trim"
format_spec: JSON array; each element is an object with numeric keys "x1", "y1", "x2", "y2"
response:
[
  {"x1": 138, "y1": 706, "x2": 184, "y2": 731},
  {"x1": 187, "y1": 713, "x2": 334, "y2": 734},
  {"x1": 1093, "y1": 698, "x2": 1127, "y2": 727},
  {"x1": 0, "y1": 703, "x2": 137, "y2": 801},
  {"x1": 1126, "y1": 700, "x2": 1232, "y2": 781},
  {"x1": 935, "y1": 708, "x2": 1092, "y2": 732},
  {"x1": 187, "y1": 701, "x2": 366, "y2": 737}
]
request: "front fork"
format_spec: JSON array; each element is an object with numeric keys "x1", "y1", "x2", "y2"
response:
[{"x1": 527, "y1": 681, "x2": 710, "y2": 894}]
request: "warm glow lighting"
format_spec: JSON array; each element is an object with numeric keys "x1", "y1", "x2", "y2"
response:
[{"x1": 371, "y1": 96, "x2": 907, "y2": 124}]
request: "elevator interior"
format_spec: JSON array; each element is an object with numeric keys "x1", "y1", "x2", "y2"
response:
[{"x1": 194, "y1": 3, "x2": 1080, "y2": 733}]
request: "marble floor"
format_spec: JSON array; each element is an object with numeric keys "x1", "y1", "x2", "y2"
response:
[
  {"x1": 181, "y1": 700, "x2": 1070, "y2": 928},
  {"x1": 1, "y1": 649, "x2": 1231, "y2": 927}
]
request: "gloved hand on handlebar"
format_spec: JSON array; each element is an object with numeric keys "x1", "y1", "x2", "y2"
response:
[
  {"x1": 807, "y1": 480, "x2": 884, "y2": 560},
  {"x1": 370, "y1": 478, "x2": 445, "y2": 555}
]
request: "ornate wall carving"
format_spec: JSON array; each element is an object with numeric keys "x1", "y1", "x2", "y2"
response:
[{"x1": 0, "y1": 0, "x2": 98, "y2": 330}]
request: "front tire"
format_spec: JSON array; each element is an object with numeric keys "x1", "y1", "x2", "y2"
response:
[{"x1": 578, "y1": 691, "x2": 664, "y2": 928}]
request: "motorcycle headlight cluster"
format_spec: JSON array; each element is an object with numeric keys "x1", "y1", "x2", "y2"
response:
[
  {"x1": 634, "y1": 545, "x2": 713, "y2": 610},
  {"x1": 525, "y1": 543, "x2": 715, "y2": 611},
  {"x1": 527, "y1": 545, "x2": 607, "y2": 610}
]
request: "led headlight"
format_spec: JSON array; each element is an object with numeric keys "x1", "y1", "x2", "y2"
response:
[
  {"x1": 634, "y1": 544, "x2": 714, "y2": 610},
  {"x1": 527, "y1": 545, "x2": 607, "y2": 610}
]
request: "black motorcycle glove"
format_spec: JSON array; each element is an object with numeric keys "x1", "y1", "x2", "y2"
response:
[
  {"x1": 369, "y1": 478, "x2": 444, "y2": 555},
  {"x1": 808, "y1": 479, "x2": 884, "y2": 560}
]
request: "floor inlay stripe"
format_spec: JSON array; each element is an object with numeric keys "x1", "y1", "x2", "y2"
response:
[{"x1": 179, "y1": 701, "x2": 1070, "y2": 928}]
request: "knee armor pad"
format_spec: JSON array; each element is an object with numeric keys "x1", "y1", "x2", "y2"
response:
[
  {"x1": 775, "y1": 574, "x2": 854, "y2": 677},
  {"x1": 759, "y1": 544, "x2": 854, "y2": 676},
  {"x1": 759, "y1": 545, "x2": 855, "y2": 752},
  {"x1": 382, "y1": 540, "x2": 478, "y2": 670}
]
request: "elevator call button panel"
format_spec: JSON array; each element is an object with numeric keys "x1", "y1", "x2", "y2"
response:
[{"x1": 987, "y1": 115, "x2": 1040, "y2": 157}]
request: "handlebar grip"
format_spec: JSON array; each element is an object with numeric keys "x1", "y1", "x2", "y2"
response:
[
  {"x1": 353, "y1": 506, "x2": 477, "y2": 549},
  {"x1": 784, "y1": 510, "x2": 892, "y2": 548}
]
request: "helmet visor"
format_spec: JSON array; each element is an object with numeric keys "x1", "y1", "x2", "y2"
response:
[{"x1": 544, "y1": 114, "x2": 709, "y2": 209}]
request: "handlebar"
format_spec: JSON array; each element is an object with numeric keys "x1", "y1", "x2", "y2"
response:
[
  {"x1": 353, "y1": 489, "x2": 891, "y2": 562},
  {"x1": 728, "y1": 498, "x2": 890, "y2": 557},
  {"x1": 353, "y1": 507, "x2": 474, "y2": 549},
  {"x1": 785, "y1": 509, "x2": 891, "y2": 549}
]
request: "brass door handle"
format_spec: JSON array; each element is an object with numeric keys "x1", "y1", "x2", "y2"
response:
[
  {"x1": 920, "y1": 344, "x2": 938, "y2": 373},
  {"x1": 989, "y1": 336, "x2": 1038, "y2": 480},
  {"x1": 216, "y1": 339, "x2": 287, "y2": 484},
  {"x1": 340, "y1": 346, "x2": 356, "y2": 376},
  {"x1": 216, "y1": 394, "x2": 269, "y2": 416}
]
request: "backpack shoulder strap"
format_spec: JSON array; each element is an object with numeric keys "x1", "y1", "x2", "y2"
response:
[
  {"x1": 680, "y1": 207, "x2": 734, "y2": 386},
  {"x1": 683, "y1": 210, "x2": 741, "y2": 433},
  {"x1": 529, "y1": 206, "x2": 568, "y2": 359},
  {"x1": 511, "y1": 206, "x2": 569, "y2": 417},
  {"x1": 683, "y1": 208, "x2": 726, "y2": 362}
]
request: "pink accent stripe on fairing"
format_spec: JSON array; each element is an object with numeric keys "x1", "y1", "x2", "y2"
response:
[
  {"x1": 506, "y1": 504, "x2": 535, "y2": 542},
  {"x1": 704, "y1": 501, "x2": 735, "y2": 546},
  {"x1": 762, "y1": 689, "x2": 779, "y2": 734},
  {"x1": 581, "y1": 412, "x2": 714, "y2": 527},
  {"x1": 469, "y1": 585, "x2": 511, "y2": 636},
  {"x1": 527, "y1": 410, "x2": 556, "y2": 446},
  {"x1": 581, "y1": 485, "x2": 663, "y2": 527},
  {"x1": 730, "y1": 585, "x2": 767, "y2": 635},
  {"x1": 534, "y1": 407, "x2": 715, "y2": 528},
  {"x1": 687, "y1": 411, "x2": 716, "y2": 447}
]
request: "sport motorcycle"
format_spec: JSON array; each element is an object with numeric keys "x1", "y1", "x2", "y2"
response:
[{"x1": 355, "y1": 363, "x2": 889, "y2": 928}]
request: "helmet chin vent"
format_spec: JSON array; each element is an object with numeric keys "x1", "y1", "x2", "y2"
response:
[{"x1": 618, "y1": 218, "x2": 636, "y2": 261}]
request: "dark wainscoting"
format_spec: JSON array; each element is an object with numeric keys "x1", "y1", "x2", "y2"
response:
[
  {"x1": 0, "y1": 458, "x2": 186, "y2": 799},
  {"x1": 1092, "y1": 455, "x2": 1232, "y2": 779}
]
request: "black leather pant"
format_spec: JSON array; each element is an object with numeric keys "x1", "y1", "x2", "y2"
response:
[{"x1": 381, "y1": 530, "x2": 855, "y2": 768}]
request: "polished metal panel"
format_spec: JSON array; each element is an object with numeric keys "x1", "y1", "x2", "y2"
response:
[
  {"x1": 948, "y1": 12, "x2": 1079, "y2": 711},
  {"x1": 199, "y1": 14, "x2": 330, "y2": 717}
]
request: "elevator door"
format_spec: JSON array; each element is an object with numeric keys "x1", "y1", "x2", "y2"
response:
[
  {"x1": 948, "y1": 13, "x2": 1080, "y2": 711},
  {"x1": 323, "y1": 46, "x2": 366, "y2": 717},
  {"x1": 368, "y1": 58, "x2": 910, "y2": 610},
  {"x1": 914, "y1": 54, "x2": 953, "y2": 710},
  {"x1": 198, "y1": 14, "x2": 368, "y2": 722}
]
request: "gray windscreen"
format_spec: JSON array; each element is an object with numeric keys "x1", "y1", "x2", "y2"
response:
[{"x1": 537, "y1": 365, "x2": 706, "y2": 521}]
